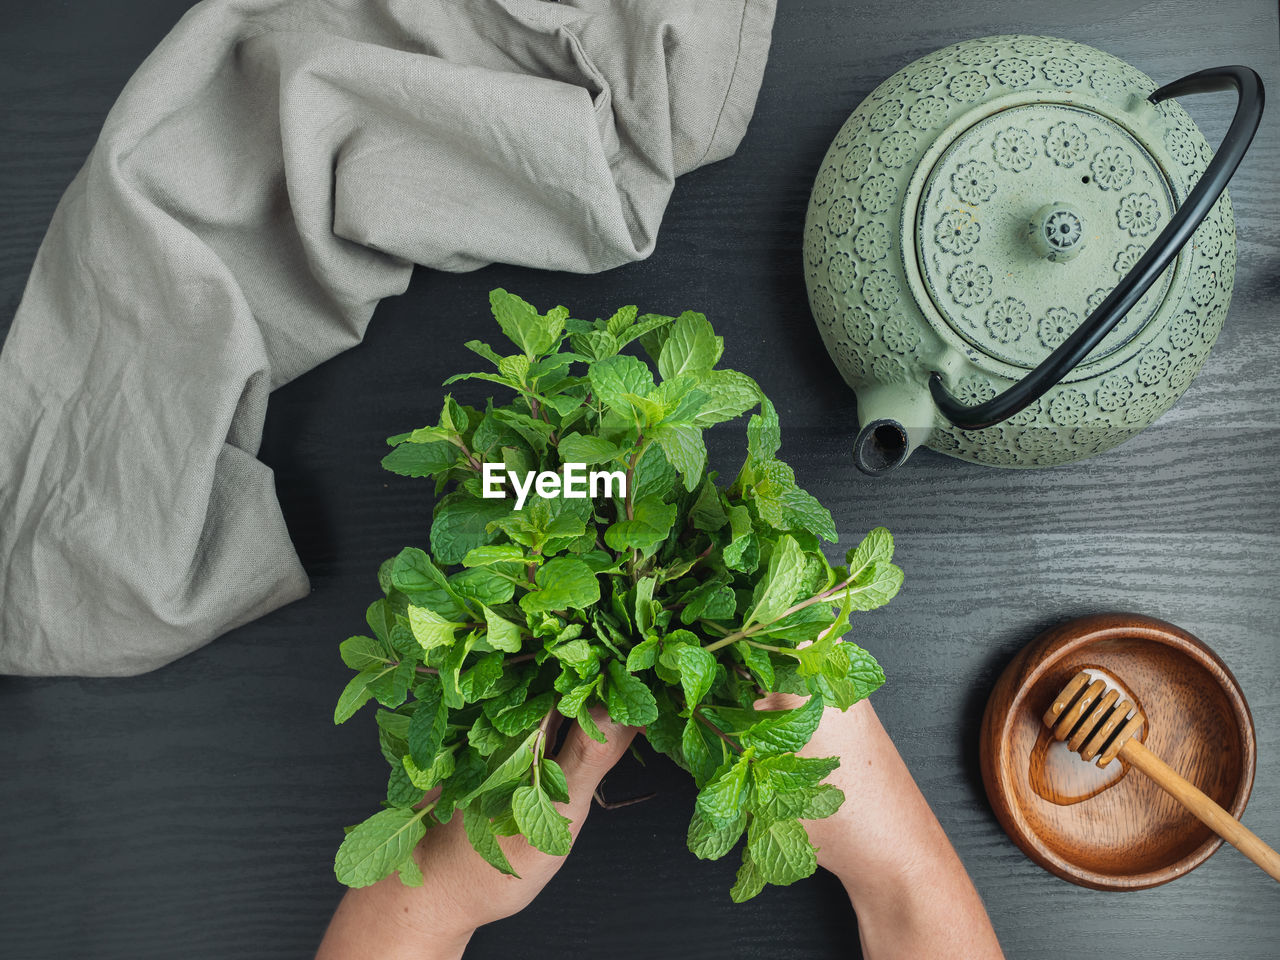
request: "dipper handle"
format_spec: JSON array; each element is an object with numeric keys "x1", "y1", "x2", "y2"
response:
[
  {"x1": 1119, "y1": 738, "x2": 1280, "y2": 882},
  {"x1": 1046, "y1": 670, "x2": 1280, "y2": 883}
]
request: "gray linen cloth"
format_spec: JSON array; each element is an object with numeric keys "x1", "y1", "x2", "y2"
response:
[{"x1": 0, "y1": 0, "x2": 776, "y2": 676}]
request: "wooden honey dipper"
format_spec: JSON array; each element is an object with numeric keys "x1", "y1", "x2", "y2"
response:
[{"x1": 1045, "y1": 670, "x2": 1280, "y2": 882}]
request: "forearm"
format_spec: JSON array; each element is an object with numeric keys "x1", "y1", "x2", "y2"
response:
[
  {"x1": 316, "y1": 871, "x2": 474, "y2": 960},
  {"x1": 804, "y1": 701, "x2": 1003, "y2": 960}
]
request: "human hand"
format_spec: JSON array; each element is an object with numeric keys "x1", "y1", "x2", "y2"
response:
[
  {"x1": 316, "y1": 709, "x2": 637, "y2": 960},
  {"x1": 752, "y1": 692, "x2": 1004, "y2": 960},
  {"x1": 751, "y1": 692, "x2": 916, "y2": 879}
]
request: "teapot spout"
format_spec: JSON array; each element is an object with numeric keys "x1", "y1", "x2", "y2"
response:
[{"x1": 853, "y1": 383, "x2": 935, "y2": 476}]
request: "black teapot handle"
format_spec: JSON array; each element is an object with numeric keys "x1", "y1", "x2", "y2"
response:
[{"x1": 929, "y1": 65, "x2": 1264, "y2": 431}]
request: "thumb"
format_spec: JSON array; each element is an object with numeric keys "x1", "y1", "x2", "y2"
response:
[{"x1": 553, "y1": 707, "x2": 638, "y2": 822}]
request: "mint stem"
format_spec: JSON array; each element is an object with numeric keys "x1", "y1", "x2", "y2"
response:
[
  {"x1": 743, "y1": 639, "x2": 788, "y2": 654},
  {"x1": 532, "y1": 708, "x2": 556, "y2": 788},
  {"x1": 694, "y1": 706, "x2": 743, "y2": 755},
  {"x1": 702, "y1": 568, "x2": 863, "y2": 653},
  {"x1": 449, "y1": 435, "x2": 482, "y2": 471},
  {"x1": 623, "y1": 434, "x2": 645, "y2": 522}
]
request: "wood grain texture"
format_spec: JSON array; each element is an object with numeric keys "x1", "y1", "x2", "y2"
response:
[
  {"x1": 1, "y1": 2, "x2": 1278, "y2": 958},
  {"x1": 984, "y1": 614, "x2": 1258, "y2": 890}
]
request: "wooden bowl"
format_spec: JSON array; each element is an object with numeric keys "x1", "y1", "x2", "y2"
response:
[{"x1": 981, "y1": 613, "x2": 1256, "y2": 890}]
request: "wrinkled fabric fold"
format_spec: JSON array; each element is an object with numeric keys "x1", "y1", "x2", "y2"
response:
[{"x1": 0, "y1": 0, "x2": 776, "y2": 676}]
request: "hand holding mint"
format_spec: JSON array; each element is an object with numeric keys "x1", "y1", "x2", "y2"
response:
[{"x1": 333, "y1": 290, "x2": 901, "y2": 900}]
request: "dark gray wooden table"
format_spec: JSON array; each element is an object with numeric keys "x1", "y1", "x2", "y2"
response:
[{"x1": 2, "y1": 2, "x2": 1277, "y2": 958}]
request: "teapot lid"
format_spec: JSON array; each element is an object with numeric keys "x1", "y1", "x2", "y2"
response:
[{"x1": 914, "y1": 102, "x2": 1176, "y2": 369}]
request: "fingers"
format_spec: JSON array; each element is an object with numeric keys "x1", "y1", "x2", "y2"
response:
[{"x1": 552, "y1": 707, "x2": 638, "y2": 825}]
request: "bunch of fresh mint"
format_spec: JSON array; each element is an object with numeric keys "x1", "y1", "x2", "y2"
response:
[{"x1": 333, "y1": 290, "x2": 901, "y2": 901}]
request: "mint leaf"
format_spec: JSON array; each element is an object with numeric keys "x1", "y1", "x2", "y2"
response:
[
  {"x1": 723, "y1": 504, "x2": 759, "y2": 574},
  {"x1": 650, "y1": 422, "x2": 706, "y2": 491},
  {"x1": 391, "y1": 546, "x2": 449, "y2": 598},
  {"x1": 459, "y1": 651, "x2": 504, "y2": 701},
  {"x1": 629, "y1": 443, "x2": 676, "y2": 502},
  {"x1": 604, "y1": 660, "x2": 659, "y2": 725},
  {"x1": 776, "y1": 484, "x2": 838, "y2": 543},
  {"x1": 490, "y1": 288, "x2": 564, "y2": 358},
  {"x1": 626, "y1": 635, "x2": 659, "y2": 671},
  {"x1": 689, "y1": 479, "x2": 728, "y2": 532},
  {"x1": 436, "y1": 634, "x2": 475, "y2": 709},
  {"x1": 335, "y1": 665, "x2": 398, "y2": 723},
  {"x1": 463, "y1": 805, "x2": 519, "y2": 877},
  {"x1": 558, "y1": 679, "x2": 599, "y2": 718},
  {"x1": 740, "y1": 694, "x2": 824, "y2": 757},
  {"x1": 512, "y1": 784, "x2": 572, "y2": 856},
  {"x1": 682, "y1": 716, "x2": 721, "y2": 787},
  {"x1": 367, "y1": 596, "x2": 396, "y2": 640},
  {"x1": 737, "y1": 641, "x2": 775, "y2": 690},
  {"x1": 492, "y1": 690, "x2": 554, "y2": 736},
  {"x1": 340, "y1": 636, "x2": 390, "y2": 670},
  {"x1": 746, "y1": 816, "x2": 816, "y2": 886},
  {"x1": 493, "y1": 409, "x2": 554, "y2": 455},
  {"x1": 589, "y1": 355, "x2": 654, "y2": 415},
  {"x1": 334, "y1": 808, "x2": 427, "y2": 888},
  {"x1": 550, "y1": 637, "x2": 597, "y2": 677},
  {"x1": 691, "y1": 369, "x2": 760, "y2": 428},
  {"x1": 812, "y1": 642, "x2": 885, "y2": 709},
  {"x1": 482, "y1": 605, "x2": 524, "y2": 653},
  {"x1": 407, "y1": 686, "x2": 447, "y2": 769},
  {"x1": 730, "y1": 850, "x2": 767, "y2": 903},
  {"x1": 430, "y1": 492, "x2": 511, "y2": 565},
  {"x1": 605, "y1": 304, "x2": 639, "y2": 337},
  {"x1": 844, "y1": 559, "x2": 904, "y2": 611},
  {"x1": 386, "y1": 760, "x2": 426, "y2": 810},
  {"x1": 845, "y1": 526, "x2": 895, "y2": 575},
  {"x1": 497, "y1": 354, "x2": 530, "y2": 384},
  {"x1": 382, "y1": 440, "x2": 457, "y2": 478},
  {"x1": 465, "y1": 730, "x2": 538, "y2": 801},
  {"x1": 687, "y1": 806, "x2": 747, "y2": 860},
  {"x1": 520, "y1": 558, "x2": 601, "y2": 614},
  {"x1": 841, "y1": 643, "x2": 887, "y2": 700},
  {"x1": 557, "y1": 432, "x2": 625, "y2": 465},
  {"x1": 402, "y1": 746, "x2": 455, "y2": 790},
  {"x1": 680, "y1": 579, "x2": 736, "y2": 624},
  {"x1": 603, "y1": 495, "x2": 677, "y2": 555},
  {"x1": 800, "y1": 783, "x2": 845, "y2": 820},
  {"x1": 467, "y1": 714, "x2": 508, "y2": 756},
  {"x1": 695, "y1": 749, "x2": 754, "y2": 827},
  {"x1": 462, "y1": 544, "x2": 527, "y2": 567},
  {"x1": 395, "y1": 849, "x2": 425, "y2": 887},
  {"x1": 634, "y1": 576, "x2": 658, "y2": 636},
  {"x1": 619, "y1": 313, "x2": 674, "y2": 352},
  {"x1": 657, "y1": 311, "x2": 722, "y2": 381},
  {"x1": 745, "y1": 535, "x2": 805, "y2": 628},
  {"x1": 753, "y1": 753, "x2": 839, "y2": 789},
  {"x1": 752, "y1": 755, "x2": 843, "y2": 821},
  {"x1": 576, "y1": 702, "x2": 607, "y2": 743},
  {"x1": 407, "y1": 604, "x2": 464, "y2": 651},
  {"x1": 540, "y1": 758, "x2": 571, "y2": 804},
  {"x1": 746, "y1": 397, "x2": 781, "y2": 465},
  {"x1": 674, "y1": 643, "x2": 717, "y2": 707},
  {"x1": 464, "y1": 340, "x2": 504, "y2": 367}
]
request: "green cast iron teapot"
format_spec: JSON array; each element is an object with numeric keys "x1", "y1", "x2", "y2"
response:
[{"x1": 803, "y1": 36, "x2": 1263, "y2": 473}]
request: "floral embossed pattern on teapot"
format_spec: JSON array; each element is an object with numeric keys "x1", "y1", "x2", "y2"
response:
[{"x1": 803, "y1": 36, "x2": 1263, "y2": 473}]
